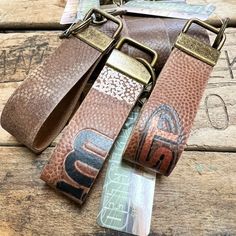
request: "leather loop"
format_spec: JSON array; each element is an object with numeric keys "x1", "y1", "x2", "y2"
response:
[
  {"x1": 122, "y1": 19, "x2": 226, "y2": 176},
  {"x1": 40, "y1": 37, "x2": 157, "y2": 204},
  {"x1": 1, "y1": 12, "x2": 122, "y2": 153}
]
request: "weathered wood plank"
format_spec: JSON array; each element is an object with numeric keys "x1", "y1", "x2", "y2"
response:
[
  {"x1": 0, "y1": 29, "x2": 235, "y2": 151},
  {"x1": 188, "y1": 28, "x2": 236, "y2": 151},
  {"x1": 188, "y1": 0, "x2": 236, "y2": 27},
  {"x1": 0, "y1": 0, "x2": 66, "y2": 29},
  {"x1": 0, "y1": 0, "x2": 235, "y2": 28},
  {"x1": 0, "y1": 32, "x2": 60, "y2": 83},
  {"x1": 0, "y1": 147, "x2": 235, "y2": 235},
  {"x1": 0, "y1": 32, "x2": 61, "y2": 146},
  {"x1": 1, "y1": 30, "x2": 235, "y2": 82}
]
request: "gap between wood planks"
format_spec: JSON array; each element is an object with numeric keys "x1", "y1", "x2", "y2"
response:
[{"x1": 0, "y1": 147, "x2": 235, "y2": 235}]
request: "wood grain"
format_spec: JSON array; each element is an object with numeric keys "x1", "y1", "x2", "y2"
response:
[
  {"x1": 188, "y1": 28, "x2": 236, "y2": 151},
  {"x1": 0, "y1": 0, "x2": 235, "y2": 29},
  {"x1": 0, "y1": 147, "x2": 235, "y2": 235},
  {"x1": 0, "y1": 0, "x2": 65, "y2": 29},
  {"x1": 0, "y1": 29, "x2": 235, "y2": 151},
  {"x1": 0, "y1": 32, "x2": 60, "y2": 83},
  {"x1": 188, "y1": 0, "x2": 236, "y2": 27}
]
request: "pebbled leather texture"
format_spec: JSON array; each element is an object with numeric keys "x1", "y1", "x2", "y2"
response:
[
  {"x1": 40, "y1": 64, "x2": 144, "y2": 204},
  {"x1": 0, "y1": 16, "x2": 209, "y2": 154},
  {"x1": 1, "y1": 37, "x2": 102, "y2": 153},
  {"x1": 123, "y1": 48, "x2": 213, "y2": 176},
  {"x1": 0, "y1": 19, "x2": 119, "y2": 153}
]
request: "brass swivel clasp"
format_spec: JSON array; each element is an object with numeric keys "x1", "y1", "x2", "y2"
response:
[{"x1": 60, "y1": 8, "x2": 123, "y2": 40}]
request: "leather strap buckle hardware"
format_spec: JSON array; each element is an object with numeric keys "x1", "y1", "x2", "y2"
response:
[
  {"x1": 60, "y1": 8, "x2": 122, "y2": 39},
  {"x1": 135, "y1": 57, "x2": 157, "y2": 107},
  {"x1": 175, "y1": 18, "x2": 229, "y2": 66},
  {"x1": 116, "y1": 37, "x2": 158, "y2": 68},
  {"x1": 60, "y1": 18, "x2": 92, "y2": 39},
  {"x1": 110, "y1": 37, "x2": 158, "y2": 106},
  {"x1": 107, "y1": 37, "x2": 158, "y2": 85},
  {"x1": 61, "y1": 8, "x2": 123, "y2": 52}
]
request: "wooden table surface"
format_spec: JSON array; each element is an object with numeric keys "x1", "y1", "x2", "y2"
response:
[{"x1": 0, "y1": 1, "x2": 235, "y2": 235}]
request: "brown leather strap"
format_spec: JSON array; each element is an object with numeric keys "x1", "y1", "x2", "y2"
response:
[
  {"x1": 1, "y1": 9, "x2": 122, "y2": 153},
  {"x1": 121, "y1": 16, "x2": 210, "y2": 73},
  {"x1": 40, "y1": 37, "x2": 158, "y2": 204},
  {"x1": 0, "y1": 14, "x2": 209, "y2": 154},
  {"x1": 123, "y1": 19, "x2": 227, "y2": 176}
]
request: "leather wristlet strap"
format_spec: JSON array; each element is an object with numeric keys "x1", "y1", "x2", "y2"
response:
[
  {"x1": 123, "y1": 19, "x2": 228, "y2": 176},
  {"x1": 0, "y1": 14, "x2": 209, "y2": 154},
  {"x1": 1, "y1": 8, "x2": 122, "y2": 153},
  {"x1": 40, "y1": 37, "x2": 158, "y2": 204}
]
